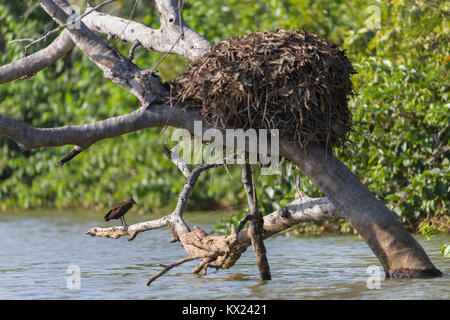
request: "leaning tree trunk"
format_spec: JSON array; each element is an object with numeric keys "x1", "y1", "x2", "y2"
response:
[{"x1": 281, "y1": 141, "x2": 441, "y2": 278}]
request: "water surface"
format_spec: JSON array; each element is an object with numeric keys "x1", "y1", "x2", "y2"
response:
[{"x1": 0, "y1": 210, "x2": 448, "y2": 299}]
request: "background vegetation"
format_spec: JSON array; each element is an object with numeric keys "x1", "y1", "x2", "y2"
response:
[{"x1": 0, "y1": 0, "x2": 448, "y2": 234}]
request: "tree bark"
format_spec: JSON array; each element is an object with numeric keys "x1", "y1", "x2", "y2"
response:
[{"x1": 281, "y1": 141, "x2": 442, "y2": 278}]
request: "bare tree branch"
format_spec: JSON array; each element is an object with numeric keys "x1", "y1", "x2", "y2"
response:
[
  {"x1": 1, "y1": 0, "x2": 211, "y2": 161},
  {"x1": 0, "y1": 0, "x2": 76, "y2": 84},
  {"x1": 1, "y1": 0, "x2": 210, "y2": 84},
  {"x1": 82, "y1": 8, "x2": 210, "y2": 60},
  {"x1": 241, "y1": 161, "x2": 271, "y2": 280},
  {"x1": 85, "y1": 189, "x2": 342, "y2": 244},
  {"x1": 56, "y1": 145, "x2": 89, "y2": 167},
  {"x1": 12, "y1": 0, "x2": 204, "y2": 165},
  {"x1": 23, "y1": 0, "x2": 117, "y2": 54},
  {"x1": 238, "y1": 195, "x2": 341, "y2": 243},
  {"x1": 39, "y1": 0, "x2": 165, "y2": 107},
  {"x1": 162, "y1": 145, "x2": 191, "y2": 177},
  {"x1": 0, "y1": 104, "x2": 200, "y2": 151},
  {"x1": 0, "y1": 31, "x2": 74, "y2": 84},
  {"x1": 86, "y1": 215, "x2": 171, "y2": 241}
]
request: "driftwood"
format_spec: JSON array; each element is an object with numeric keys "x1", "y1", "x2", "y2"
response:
[{"x1": 0, "y1": 0, "x2": 442, "y2": 280}]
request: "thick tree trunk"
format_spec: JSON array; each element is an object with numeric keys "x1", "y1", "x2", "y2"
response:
[{"x1": 281, "y1": 141, "x2": 442, "y2": 278}]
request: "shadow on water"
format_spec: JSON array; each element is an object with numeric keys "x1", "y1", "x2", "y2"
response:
[{"x1": 0, "y1": 210, "x2": 448, "y2": 299}]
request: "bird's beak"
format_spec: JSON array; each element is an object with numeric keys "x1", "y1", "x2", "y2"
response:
[{"x1": 133, "y1": 200, "x2": 138, "y2": 205}]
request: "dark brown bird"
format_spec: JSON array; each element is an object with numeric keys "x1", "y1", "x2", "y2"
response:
[{"x1": 104, "y1": 198, "x2": 138, "y2": 226}]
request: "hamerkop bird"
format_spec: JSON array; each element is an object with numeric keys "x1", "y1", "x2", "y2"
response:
[{"x1": 104, "y1": 198, "x2": 138, "y2": 226}]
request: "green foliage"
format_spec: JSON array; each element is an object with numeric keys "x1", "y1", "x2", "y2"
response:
[
  {"x1": 0, "y1": 0, "x2": 448, "y2": 232},
  {"x1": 340, "y1": 0, "x2": 449, "y2": 222},
  {"x1": 418, "y1": 219, "x2": 445, "y2": 240}
]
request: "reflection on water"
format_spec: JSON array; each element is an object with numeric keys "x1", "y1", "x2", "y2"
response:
[{"x1": 0, "y1": 210, "x2": 448, "y2": 299}]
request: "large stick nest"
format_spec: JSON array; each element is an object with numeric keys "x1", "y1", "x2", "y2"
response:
[{"x1": 169, "y1": 29, "x2": 357, "y2": 149}]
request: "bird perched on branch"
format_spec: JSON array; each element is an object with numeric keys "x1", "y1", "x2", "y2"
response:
[{"x1": 104, "y1": 198, "x2": 138, "y2": 227}]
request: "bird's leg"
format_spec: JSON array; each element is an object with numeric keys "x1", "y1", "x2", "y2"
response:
[{"x1": 122, "y1": 216, "x2": 128, "y2": 231}]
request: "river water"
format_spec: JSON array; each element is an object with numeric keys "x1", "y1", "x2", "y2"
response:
[{"x1": 0, "y1": 210, "x2": 448, "y2": 299}]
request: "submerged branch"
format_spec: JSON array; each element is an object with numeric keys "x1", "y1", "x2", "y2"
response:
[{"x1": 146, "y1": 253, "x2": 217, "y2": 286}]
